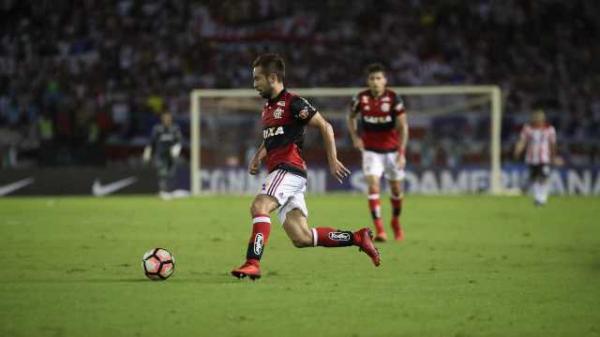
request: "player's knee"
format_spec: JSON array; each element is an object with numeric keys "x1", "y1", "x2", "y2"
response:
[
  {"x1": 389, "y1": 183, "x2": 403, "y2": 197},
  {"x1": 391, "y1": 190, "x2": 404, "y2": 198},
  {"x1": 250, "y1": 202, "x2": 269, "y2": 216},
  {"x1": 368, "y1": 184, "x2": 380, "y2": 195}
]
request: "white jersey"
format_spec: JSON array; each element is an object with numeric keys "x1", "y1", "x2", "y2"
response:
[{"x1": 519, "y1": 124, "x2": 556, "y2": 165}]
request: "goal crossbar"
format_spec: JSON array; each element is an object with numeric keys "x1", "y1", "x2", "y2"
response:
[{"x1": 190, "y1": 85, "x2": 503, "y2": 195}]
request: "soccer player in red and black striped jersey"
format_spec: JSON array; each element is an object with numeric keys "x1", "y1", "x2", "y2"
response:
[
  {"x1": 347, "y1": 64, "x2": 409, "y2": 242},
  {"x1": 231, "y1": 53, "x2": 381, "y2": 280}
]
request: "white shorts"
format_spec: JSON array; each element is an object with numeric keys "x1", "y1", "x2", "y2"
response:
[
  {"x1": 362, "y1": 150, "x2": 405, "y2": 181},
  {"x1": 259, "y1": 169, "x2": 308, "y2": 224}
]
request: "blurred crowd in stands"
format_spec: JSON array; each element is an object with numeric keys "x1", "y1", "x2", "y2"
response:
[{"x1": 1, "y1": 0, "x2": 598, "y2": 168}]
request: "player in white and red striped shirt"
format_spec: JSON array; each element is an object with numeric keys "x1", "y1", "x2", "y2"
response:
[{"x1": 514, "y1": 110, "x2": 557, "y2": 206}]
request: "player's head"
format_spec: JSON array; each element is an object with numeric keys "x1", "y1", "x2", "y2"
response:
[
  {"x1": 365, "y1": 63, "x2": 387, "y2": 95},
  {"x1": 252, "y1": 53, "x2": 285, "y2": 99},
  {"x1": 161, "y1": 111, "x2": 172, "y2": 126},
  {"x1": 531, "y1": 109, "x2": 546, "y2": 126}
]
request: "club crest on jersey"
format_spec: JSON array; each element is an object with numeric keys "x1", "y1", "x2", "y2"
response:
[
  {"x1": 298, "y1": 108, "x2": 309, "y2": 119},
  {"x1": 277, "y1": 101, "x2": 286, "y2": 107},
  {"x1": 328, "y1": 232, "x2": 351, "y2": 241},
  {"x1": 263, "y1": 126, "x2": 284, "y2": 138},
  {"x1": 381, "y1": 102, "x2": 391, "y2": 112},
  {"x1": 361, "y1": 95, "x2": 369, "y2": 103},
  {"x1": 364, "y1": 115, "x2": 392, "y2": 124},
  {"x1": 273, "y1": 107, "x2": 284, "y2": 119}
]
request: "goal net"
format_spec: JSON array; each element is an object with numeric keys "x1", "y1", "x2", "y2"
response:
[{"x1": 189, "y1": 86, "x2": 502, "y2": 196}]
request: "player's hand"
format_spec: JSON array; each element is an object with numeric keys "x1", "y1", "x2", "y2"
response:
[
  {"x1": 142, "y1": 146, "x2": 152, "y2": 162},
  {"x1": 170, "y1": 144, "x2": 182, "y2": 158},
  {"x1": 352, "y1": 138, "x2": 364, "y2": 151},
  {"x1": 396, "y1": 153, "x2": 406, "y2": 169},
  {"x1": 248, "y1": 157, "x2": 261, "y2": 175},
  {"x1": 329, "y1": 158, "x2": 351, "y2": 183}
]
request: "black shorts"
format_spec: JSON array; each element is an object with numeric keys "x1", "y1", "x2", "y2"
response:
[{"x1": 529, "y1": 164, "x2": 551, "y2": 180}]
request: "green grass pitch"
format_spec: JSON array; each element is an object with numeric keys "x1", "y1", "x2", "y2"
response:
[{"x1": 0, "y1": 195, "x2": 599, "y2": 337}]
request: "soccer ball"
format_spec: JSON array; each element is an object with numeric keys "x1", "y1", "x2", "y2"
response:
[{"x1": 142, "y1": 248, "x2": 175, "y2": 280}]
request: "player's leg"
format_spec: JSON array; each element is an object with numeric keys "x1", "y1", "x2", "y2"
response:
[
  {"x1": 366, "y1": 175, "x2": 386, "y2": 240},
  {"x1": 388, "y1": 179, "x2": 404, "y2": 241},
  {"x1": 156, "y1": 158, "x2": 171, "y2": 199},
  {"x1": 384, "y1": 152, "x2": 406, "y2": 241},
  {"x1": 537, "y1": 164, "x2": 551, "y2": 205},
  {"x1": 537, "y1": 178, "x2": 547, "y2": 205},
  {"x1": 165, "y1": 159, "x2": 178, "y2": 193},
  {"x1": 247, "y1": 194, "x2": 279, "y2": 260},
  {"x1": 363, "y1": 150, "x2": 385, "y2": 240},
  {"x1": 529, "y1": 165, "x2": 543, "y2": 206},
  {"x1": 281, "y1": 209, "x2": 316, "y2": 247},
  {"x1": 281, "y1": 208, "x2": 381, "y2": 266},
  {"x1": 231, "y1": 194, "x2": 279, "y2": 279}
]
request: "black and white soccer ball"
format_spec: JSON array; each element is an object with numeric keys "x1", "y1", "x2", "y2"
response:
[{"x1": 142, "y1": 248, "x2": 175, "y2": 280}]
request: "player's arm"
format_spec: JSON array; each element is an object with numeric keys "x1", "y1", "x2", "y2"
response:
[
  {"x1": 170, "y1": 127, "x2": 183, "y2": 158},
  {"x1": 395, "y1": 113, "x2": 409, "y2": 168},
  {"x1": 513, "y1": 126, "x2": 528, "y2": 160},
  {"x1": 549, "y1": 126, "x2": 558, "y2": 165},
  {"x1": 248, "y1": 141, "x2": 266, "y2": 175},
  {"x1": 308, "y1": 112, "x2": 351, "y2": 183},
  {"x1": 346, "y1": 95, "x2": 364, "y2": 150},
  {"x1": 143, "y1": 127, "x2": 157, "y2": 162}
]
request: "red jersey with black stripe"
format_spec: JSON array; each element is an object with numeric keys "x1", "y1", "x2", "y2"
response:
[
  {"x1": 261, "y1": 89, "x2": 317, "y2": 177},
  {"x1": 351, "y1": 89, "x2": 406, "y2": 153}
]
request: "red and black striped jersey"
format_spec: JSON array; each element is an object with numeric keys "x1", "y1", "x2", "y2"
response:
[
  {"x1": 261, "y1": 89, "x2": 317, "y2": 177},
  {"x1": 351, "y1": 89, "x2": 405, "y2": 153}
]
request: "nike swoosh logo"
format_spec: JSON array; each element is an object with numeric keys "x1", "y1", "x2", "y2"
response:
[
  {"x1": 0, "y1": 177, "x2": 35, "y2": 196},
  {"x1": 92, "y1": 177, "x2": 137, "y2": 196}
]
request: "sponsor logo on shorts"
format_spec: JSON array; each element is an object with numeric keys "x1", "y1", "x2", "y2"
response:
[
  {"x1": 254, "y1": 233, "x2": 264, "y2": 255},
  {"x1": 328, "y1": 232, "x2": 351, "y2": 241}
]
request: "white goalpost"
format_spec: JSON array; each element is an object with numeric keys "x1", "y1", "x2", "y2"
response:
[{"x1": 190, "y1": 85, "x2": 503, "y2": 196}]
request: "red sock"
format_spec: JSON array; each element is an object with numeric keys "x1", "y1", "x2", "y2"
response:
[
  {"x1": 245, "y1": 214, "x2": 271, "y2": 262},
  {"x1": 391, "y1": 195, "x2": 403, "y2": 230},
  {"x1": 311, "y1": 227, "x2": 354, "y2": 247},
  {"x1": 368, "y1": 193, "x2": 384, "y2": 234}
]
